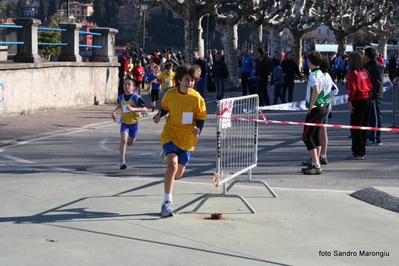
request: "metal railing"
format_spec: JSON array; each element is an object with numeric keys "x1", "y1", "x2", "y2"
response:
[{"x1": 1, "y1": 24, "x2": 102, "y2": 49}]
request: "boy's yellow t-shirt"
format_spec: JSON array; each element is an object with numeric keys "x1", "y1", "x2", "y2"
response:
[
  {"x1": 160, "y1": 88, "x2": 207, "y2": 151},
  {"x1": 157, "y1": 71, "x2": 175, "y2": 92}
]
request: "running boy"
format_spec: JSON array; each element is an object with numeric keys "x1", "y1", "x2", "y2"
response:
[
  {"x1": 301, "y1": 51, "x2": 328, "y2": 175},
  {"x1": 145, "y1": 64, "x2": 161, "y2": 112},
  {"x1": 157, "y1": 62, "x2": 175, "y2": 100},
  {"x1": 153, "y1": 64, "x2": 207, "y2": 217},
  {"x1": 112, "y1": 78, "x2": 147, "y2": 169}
]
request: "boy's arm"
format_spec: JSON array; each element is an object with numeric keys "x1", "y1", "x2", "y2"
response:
[
  {"x1": 111, "y1": 106, "x2": 121, "y2": 122},
  {"x1": 308, "y1": 85, "x2": 319, "y2": 114},
  {"x1": 152, "y1": 108, "x2": 169, "y2": 124}
]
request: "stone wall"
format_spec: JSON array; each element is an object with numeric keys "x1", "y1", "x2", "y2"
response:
[{"x1": 0, "y1": 62, "x2": 119, "y2": 117}]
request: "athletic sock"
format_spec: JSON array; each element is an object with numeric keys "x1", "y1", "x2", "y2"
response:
[{"x1": 164, "y1": 194, "x2": 172, "y2": 203}]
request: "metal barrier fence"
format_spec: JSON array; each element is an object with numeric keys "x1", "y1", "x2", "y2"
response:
[{"x1": 191, "y1": 95, "x2": 277, "y2": 214}]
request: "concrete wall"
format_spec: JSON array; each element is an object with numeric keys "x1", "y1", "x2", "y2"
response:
[{"x1": 0, "y1": 62, "x2": 119, "y2": 117}]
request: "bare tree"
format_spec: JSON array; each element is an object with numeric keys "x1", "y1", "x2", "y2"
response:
[
  {"x1": 277, "y1": 0, "x2": 334, "y2": 63},
  {"x1": 365, "y1": 5, "x2": 399, "y2": 57},
  {"x1": 213, "y1": 1, "x2": 258, "y2": 89},
  {"x1": 323, "y1": 0, "x2": 392, "y2": 55}
]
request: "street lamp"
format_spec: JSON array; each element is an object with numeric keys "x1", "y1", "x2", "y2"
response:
[{"x1": 141, "y1": 5, "x2": 147, "y2": 51}]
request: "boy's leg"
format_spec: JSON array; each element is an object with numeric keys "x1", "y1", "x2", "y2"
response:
[{"x1": 120, "y1": 131, "x2": 128, "y2": 160}]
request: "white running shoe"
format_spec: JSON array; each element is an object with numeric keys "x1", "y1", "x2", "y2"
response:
[{"x1": 161, "y1": 201, "x2": 174, "y2": 217}]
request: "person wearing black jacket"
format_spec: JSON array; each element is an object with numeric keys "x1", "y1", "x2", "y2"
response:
[
  {"x1": 281, "y1": 52, "x2": 303, "y2": 102},
  {"x1": 255, "y1": 48, "x2": 273, "y2": 106},
  {"x1": 364, "y1": 45, "x2": 384, "y2": 146},
  {"x1": 211, "y1": 53, "x2": 229, "y2": 100}
]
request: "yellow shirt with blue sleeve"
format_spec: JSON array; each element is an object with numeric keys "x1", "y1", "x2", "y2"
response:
[{"x1": 118, "y1": 93, "x2": 146, "y2": 125}]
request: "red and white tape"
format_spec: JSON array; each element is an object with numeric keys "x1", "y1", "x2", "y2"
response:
[{"x1": 217, "y1": 108, "x2": 399, "y2": 133}]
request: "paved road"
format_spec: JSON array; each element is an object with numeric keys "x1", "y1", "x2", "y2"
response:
[{"x1": 1, "y1": 81, "x2": 398, "y2": 191}]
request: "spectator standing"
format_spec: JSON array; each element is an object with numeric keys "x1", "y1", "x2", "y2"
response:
[
  {"x1": 364, "y1": 44, "x2": 384, "y2": 146},
  {"x1": 281, "y1": 52, "x2": 302, "y2": 102},
  {"x1": 302, "y1": 53, "x2": 310, "y2": 82},
  {"x1": 211, "y1": 53, "x2": 229, "y2": 101},
  {"x1": 240, "y1": 48, "x2": 254, "y2": 96},
  {"x1": 387, "y1": 54, "x2": 397, "y2": 81},
  {"x1": 192, "y1": 51, "x2": 207, "y2": 97},
  {"x1": 300, "y1": 51, "x2": 328, "y2": 175},
  {"x1": 303, "y1": 55, "x2": 338, "y2": 166},
  {"x1": 376, "y1": 53, "x2": 384, "y2": 66},
  {"x1": 346, "y1": 51, "x2": 372, "y2": 159},
  {"x1": 271, "y1": 58, "x2": 286, "y2": 105},
  {"x1": 255, "y1": 48, "x2": 273, "y2": 106}
]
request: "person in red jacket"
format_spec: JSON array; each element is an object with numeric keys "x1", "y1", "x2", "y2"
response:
[
  {"x1": 132, "y1": 59, "x2": 145, "y2": 95},
  {"x1": 118, "y1": 51, "x2": 129, "y2": 96},
  {"x1": 346, "y1": 51, "x2": 373, "y2": 160},
  {"x1": 376, "y1": 53, "x2": 384, "y2": 66}
]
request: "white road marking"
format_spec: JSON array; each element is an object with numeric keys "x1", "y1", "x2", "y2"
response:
[{"x1": 1, "y1": 155, "x2": 35, "y2": 164}]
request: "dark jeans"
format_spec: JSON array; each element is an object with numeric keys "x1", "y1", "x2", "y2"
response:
[
  {"x1": 368, "y1": 98, "x2": 382, "y2": 143},
  {"x1": 249, "y1": 79, "x2": 257, "y2": 95},
  {"x1": 273, "y1": 83, "x2": 286, "y2": 105},
  {"x1": 351, "y1": 98, "x2": 371, "y2": 156},
  {"x1": 282, "y1": 77, "x2": 295, "y2": 102},
  {"x1": 214, "y1": 77, "x2": 225, "y2": 100},
  {"x1": 256, "y1": 78, "x2": 270, "y2": 106},
  {"x1": 241, "y1": 72, "x2": 251, "y2": 96}
]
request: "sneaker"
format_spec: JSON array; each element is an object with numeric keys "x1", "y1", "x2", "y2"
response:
[
  {"x1": 366, "y1": 140, "x2": 382, "y2": 146},
  {"x1": 159, "y1": 151, "x2": 167, "y2": 163},
  {"x1": 119, "y1": 163, "x2": 127, "y2": 170},
  {"x1": 161, "y1": 201, "x2": 174, "y2": 217},
  {"x1": 302, "y1": 165, "x2": 323, "y2": 175},
  {"x1": 301, "y1": 158, "x2": 312, "y2": 166},
  {"x1": 347, "y1": 154, "x2": 365, "y2": 160},
  {"x1": 320, "y1": 157, "x2": 328, "y2": 165}
]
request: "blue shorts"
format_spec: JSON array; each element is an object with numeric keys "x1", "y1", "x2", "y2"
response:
[
  {"x1": 163, "y1": 141, "x2": 191, "y2": 167},
  {"x1": 120, "y1": 123, "x2": 139, "y2": 138}
]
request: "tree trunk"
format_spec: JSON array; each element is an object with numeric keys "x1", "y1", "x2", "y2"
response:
[
  {"x1": 378, "y1": 36, "x2": 388, "y2": 58},
  {"x1": 253, "y1": 24, "x2": 262, "y2": 56},
  {"x1": 217, "y1": 23, "x2": 239, "y2": 90},
  {"x1": 184, "y1": 16, "x2": 204, "y2": 59},
  {"x1": 268, "y1": 27, "x2": 282, "y2": 57},
  {"x1": 334, "y1": 31, "x2": 347, "y2": 55},
  {"x1": 291, "y1": 30, "x2": 303, "y2": 65}
]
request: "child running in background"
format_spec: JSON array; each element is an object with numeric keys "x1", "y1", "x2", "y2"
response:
[
  {"x1": 153, "y1": 64, "x2": 207, "y2": 217},
  {"x1": 111, "y1": 78, "x2": 147, "y2": 170},
  {"x1": 157, "y1": 62, "x2": 175, "y2": 101},
  {"x1": 132, "y1": 59, "x2": 145, "y2": 95},
  {"x1": 145, "y1": 64, "x2": 161, "y2": 112}
]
